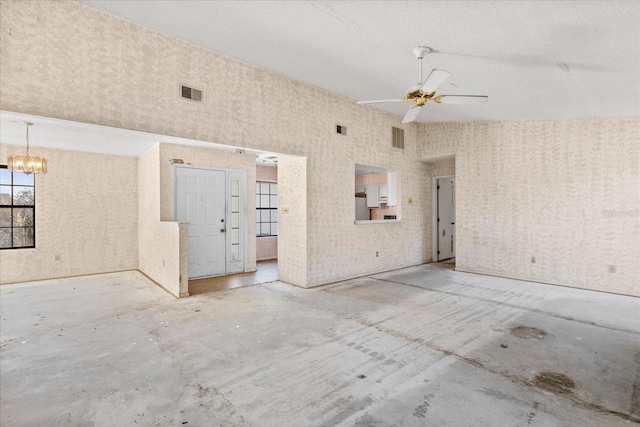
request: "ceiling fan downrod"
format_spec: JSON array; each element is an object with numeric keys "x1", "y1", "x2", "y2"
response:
[{"x1": 412, "y1": 46, "x2": 431, "y2": 85}]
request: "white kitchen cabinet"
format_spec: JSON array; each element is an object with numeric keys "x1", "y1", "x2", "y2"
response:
[
  {"x1": 366, "y1": 185, "x2": 379, "y2": 208},
  {"x1": 378, "y1": 184, "x2": 388, "y2": 203},
  {"x1": 387, "y1": 171, "x2": 397, "y2": 206}
]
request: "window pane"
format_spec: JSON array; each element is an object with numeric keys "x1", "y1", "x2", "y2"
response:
[
  {"x1": 0, "y1": 208, "x2": 10, "y2": 227},
  {"x1": 13, "y1": 173, "x2": 34, "y2": 186},
  {"x1": 0, "y1": 169, "x2": 11, "y2": 185},
  {"x1": 0, "y1": 228, "x2": 10, "y2": 248},
  {"x1": 260, "y1": 210, "x2": 271, "y2": 222},
  {"x1": 0, "y1": 186, "x2": 10, "y2": 205},
  {"x1": 231, "y1": 212, "x2": 239, "y2": 228},
  {"x1": 231, "y1": 244, "x2": 240, "y2": 261},
  {"x1": 256, "y1": 194, "x2": 261, "y2": 208},
  {"x1": 13, "y1": 208, "x2": 33, "y2": 227},
  {"x1": 13, "y1": 187, "x2": 34, "y2": 205},
  {"x1": 231, "y1": 180, "x2": 239, "y2": 197},
  {"x1": 271, "y1": 223, "x2": 277, "y2": 236},
  {"x1": 231, "y1": 228, "x2": 239, "y2": 244},
  {"x1": 231, "y1": 196, "x2": 239, "y2": 212},
  {"x1": 256, "y1": 223, "x2": 261, "y2": 236},
  {"x1": 13, "y1": 227, "x2": 34, "y2": 247},
  {"x1": 260, "y1": 194, "x2": 269, "y2": 208},
  {"x1": 255, "y1": 182, "x2": 260, "y2": 193},
  {"x1": 270, "y1": 195, "x2": 278, "y2": 208},
  {"x1": 261, "y1": 223, "x2": 271, "y2": 235},
  {"x1": 271, "y1": 210, "x2": 277, "y2": 223},
  {"x1": 270, "y1": 183, "x2": 277, "y2": 195}
]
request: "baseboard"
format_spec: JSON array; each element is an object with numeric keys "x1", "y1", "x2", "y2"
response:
[
  {"x1": 305, "y1": 261, "x2": 428, "y2": 289},
  {"x1": 455, "y1": 267, "x2": 640, "y2": 298}
]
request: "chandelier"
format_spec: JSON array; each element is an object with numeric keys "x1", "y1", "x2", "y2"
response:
[{"x1": 7, "y1": 122, "x2": 47, "y2": 175}]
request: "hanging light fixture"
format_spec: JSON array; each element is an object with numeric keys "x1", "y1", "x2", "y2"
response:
[{"x1": 7, "y1": 122, "x2": 47, "y2": 175}]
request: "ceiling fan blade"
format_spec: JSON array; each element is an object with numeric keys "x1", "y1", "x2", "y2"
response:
[
  {"x1": 437, "y1": 95, "x2": 488, "y2": 105},
  {"x1": 402, "y1": 105, "x2": 422, "y2": 123},
  {"x1": 357, "y1": 99, "x2": 404, "y2": 105},
  {"x1": 420, "y1": 69, "x2": 451, "y2": 93}
]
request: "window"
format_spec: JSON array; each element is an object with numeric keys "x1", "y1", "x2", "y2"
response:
[
  {"x1": 256, "y1": 181, "x2": 277, "y2": 237},
  {"x1": 0, "y1": 166, "x2": 35, "y2": 249}
]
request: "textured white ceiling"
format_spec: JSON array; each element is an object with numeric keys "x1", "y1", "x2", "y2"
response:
[
  {"x1": 3, "y1": 2, "x2": 638, "y2": 158},
  {"x1": 76, "y1": 0, "x2": 640, "y2": 122}
]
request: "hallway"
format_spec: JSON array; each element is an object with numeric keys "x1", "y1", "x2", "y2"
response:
[{"x1": 188, "y1": 259, "x2": 278, "y2": 295}]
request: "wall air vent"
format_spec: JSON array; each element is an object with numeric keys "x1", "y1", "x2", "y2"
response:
[
  {"x1": 181, "y1": 85, "x2": 202, "y2": 102},
  {"x1": 392, "y1": 126, "x2": 404, "y2": 149}
]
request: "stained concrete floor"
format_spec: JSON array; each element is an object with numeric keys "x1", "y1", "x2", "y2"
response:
[{"x1": 1, "y1": 265, "x2": 639, "y2": 426}]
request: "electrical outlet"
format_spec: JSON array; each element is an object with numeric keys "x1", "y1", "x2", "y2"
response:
[
  {"x1": 608, "y1": 265, "x2": 616, "y2": 273},
  {"x1": 530, "y1": 256, "x2": 536, "y2": 264}
]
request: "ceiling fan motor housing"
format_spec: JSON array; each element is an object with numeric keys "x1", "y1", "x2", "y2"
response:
[{"x1": 412, "y1": 46, "x2": 431, "y2": 59}]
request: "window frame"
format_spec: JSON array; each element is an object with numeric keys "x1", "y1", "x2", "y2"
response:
[
  {"x1": 255, "y1": 181, "x2": 277, "y2": 238},
  {"x1": 0, "y1": 165, "x2": 36, "y2": 250}
]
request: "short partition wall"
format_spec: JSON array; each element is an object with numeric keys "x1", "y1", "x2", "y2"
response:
[{"x1": 257, "y1": 236, "x2": 277, "y2": 261}]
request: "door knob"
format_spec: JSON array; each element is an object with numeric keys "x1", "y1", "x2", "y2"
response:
[{"x1": 220, "y1": 228, "x2": 226, "y2": 233}]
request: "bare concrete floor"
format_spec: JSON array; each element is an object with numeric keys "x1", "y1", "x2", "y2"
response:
[{"x1": 1, "y1": 265, "x2": 639, "y2": 426}]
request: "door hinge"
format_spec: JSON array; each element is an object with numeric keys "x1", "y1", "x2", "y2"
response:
[
  {"x1": 437, "y1": 185, "x2": 440, "y2": 189},
  {"x1": 437, "y1": 250, "x2": 440, "y2": 254},
  {"x1": 437, "y1": 218, "x2": 440, "y2": 222}
]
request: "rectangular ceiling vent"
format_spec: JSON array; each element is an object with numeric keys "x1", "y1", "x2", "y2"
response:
[
  {"x1": 392, "y1": 126, "x2": 404, "y2": 149},
  {"x1": 181, "y1": 85, "x2": 202, "y2": 102}
]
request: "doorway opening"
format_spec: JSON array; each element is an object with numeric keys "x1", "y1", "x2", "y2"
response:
[
  {"x1": 174, "y1": 165, "x2": 247, "y2": 280},
  {"x1": 188, "y1": 259, "x2": 277, "y2": 295},
  {"x1": 432, "y1": 175, "x2": 456, "y2": 268}
]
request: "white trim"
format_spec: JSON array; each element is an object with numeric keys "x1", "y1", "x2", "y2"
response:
[
  {"x1": 227, "y1": 170, "x2": 248, "y2": 274},
  {"x1": 432, "y1": 174, "x2": 455, "y2": 262}
]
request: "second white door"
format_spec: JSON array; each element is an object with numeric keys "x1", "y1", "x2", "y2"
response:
[
  {"x1": 437, "y1": 177, "x2": 456, "y2": 261},
  {"x1": 176, "y1": 167, "x2": 227, "y2": 278}
]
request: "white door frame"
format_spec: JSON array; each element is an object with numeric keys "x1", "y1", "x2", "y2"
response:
[
  {"x1": 173, "y1": 165, "x2": 247, "y2": 278},
  {"x1": 432, "y1": 174, "x2": 455, "y2": 262}
]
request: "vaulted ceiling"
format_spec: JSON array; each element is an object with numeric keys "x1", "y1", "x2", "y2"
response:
[
  {"x1": 2, "y1": 1, "x2": 638, "y2": 158},
  {"x1": 77, "y1": 0, "x2": 640, "y2": 122}
]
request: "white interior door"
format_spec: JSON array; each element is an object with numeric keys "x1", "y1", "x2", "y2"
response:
[
  {"x1": 437, "y1": 177, "x2": 456, "y2": 261},
  {"x1": 176, "y1": 167, "x2": 226, "y2": 279}
]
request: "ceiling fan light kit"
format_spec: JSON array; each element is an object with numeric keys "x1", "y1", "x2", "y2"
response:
[{"x1": 357, "y1": 46, "x2": 488, "y2": 123}]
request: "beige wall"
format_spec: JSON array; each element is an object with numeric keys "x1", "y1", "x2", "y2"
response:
[
  {"x1": 1, "y1": 1, "x2": 432, "y2": 288},
  {"x1": 256, "y1": 165, "x2": 278, "y2": 261},
  {"x1": 137, "y1": 144, "x2": 188, "y2": 297},
  {"x1": 419, "y1": 117, "x2": 640, "y2": 296},
  {"x1": 0, "y1": 144, "x2": 138, "y2": 284},
  {"x1": 277, "y1": 155, "x2": 307, "y2": 286},
  {"x1": 256, "y1": 165, "x2": 277, "y2": 182},
  {"x1": 6, "y1": 2, "x2": 634, "y2": 295}
]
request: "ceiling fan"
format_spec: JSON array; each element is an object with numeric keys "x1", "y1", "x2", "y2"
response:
[{"x1": 357, "y1": 46, "x2": 488, "y2": 123}]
